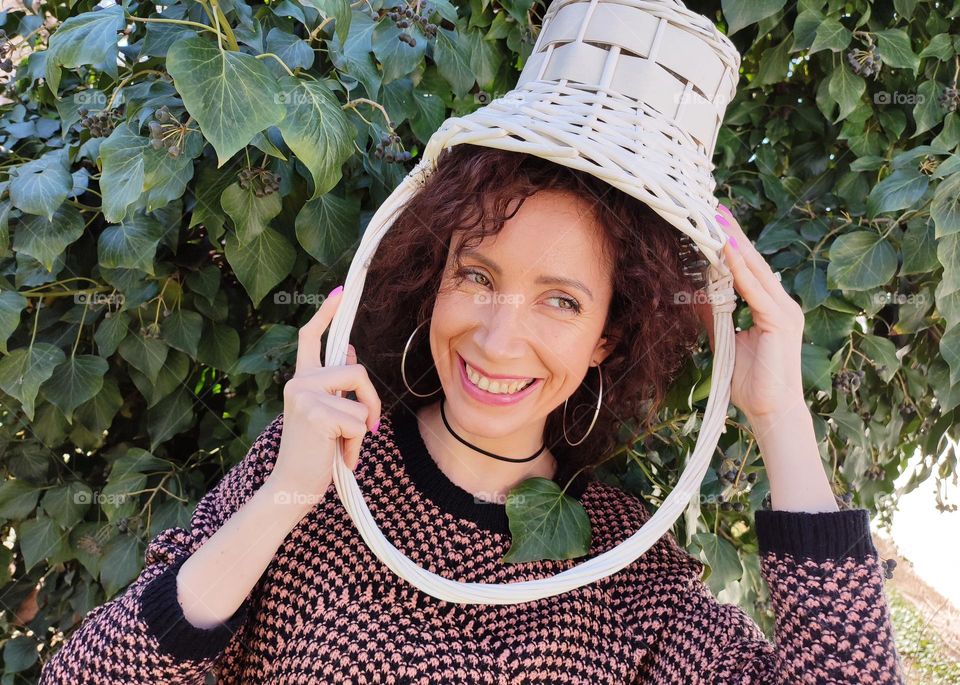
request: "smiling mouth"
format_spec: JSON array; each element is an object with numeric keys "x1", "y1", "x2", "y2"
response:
[{"x1": 459, "y1": 355, "x2": 538, "y2": 395}]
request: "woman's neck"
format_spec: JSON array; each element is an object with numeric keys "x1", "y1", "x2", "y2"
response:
[{"x1": 414, "y1": 400, "x2": 557, "y2": 504}]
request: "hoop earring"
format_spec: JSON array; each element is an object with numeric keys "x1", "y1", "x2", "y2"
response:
[
  {"x1": 562, "y1": 364, "x2": 603, "y2": 446},
  {"x1": 401, "y1": 319, "x2": 442, "y2": 398}
]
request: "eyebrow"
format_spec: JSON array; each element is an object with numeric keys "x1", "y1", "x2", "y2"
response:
[{"x1": 460, "y1": 249, "x2": 595, "y2": 301}]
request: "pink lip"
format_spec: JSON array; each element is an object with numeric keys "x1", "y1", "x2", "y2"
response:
[{"x1": 457, "y1": 354, "x2": 542, "y2": 406}]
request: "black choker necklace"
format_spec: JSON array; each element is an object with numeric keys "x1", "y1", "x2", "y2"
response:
[{"x1": 438, "y1": 397, "x2": 546, "y2": 463}]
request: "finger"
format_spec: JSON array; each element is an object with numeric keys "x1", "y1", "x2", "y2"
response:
[
  {"x1": 296, "y1": 366, "x2": 382, "y2": 433},
  {"x1": 721, "y1": 239, "x2": 779, "y2": 322},
  {"x1": 346, "y1": 344, "x2": 357, "y2": 365},
  {"x1": 295, "y1": 288, "x2": 343, "y2": 374},
  {"x1": 307, "y1": 402, "x2": 368, "y2": 471},
  {"x1": 717, "y1": 205, "x2": 792, "y2": 305}
]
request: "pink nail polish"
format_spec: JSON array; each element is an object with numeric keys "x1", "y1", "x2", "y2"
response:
[
  {"x1": 327, "y1": 285, "x2": 343, "y2": 298},
  {"x1": 372, "y1": 419, "x2": 381, "y2": 434},
  {"x1": 728, "y1": 236, "x2": 738, "y2": 250},
  {"x1": 716, "y1": 213, "x2": 730, "y2": 227}
]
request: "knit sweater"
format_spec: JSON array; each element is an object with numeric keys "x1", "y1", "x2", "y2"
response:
[{"x1": 40, "y1": 400, "x2": 906, "y2": 684}]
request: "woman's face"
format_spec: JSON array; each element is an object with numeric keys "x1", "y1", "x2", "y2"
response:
[{"x1": 429, "y1": 189, "x2": 616, "y2": 436}]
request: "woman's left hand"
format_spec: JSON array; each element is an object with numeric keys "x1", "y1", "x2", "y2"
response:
[{"x1": 694, "y1": 203, "x2": 807, "y2": 423}]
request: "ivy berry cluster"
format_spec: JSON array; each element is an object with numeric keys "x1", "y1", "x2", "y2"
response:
[
  {"x1": 0, "y1": 29, "x2": 12, "y2": 72},
  {"x1": 386, "y1": 5, "x2": 437, "y2": 45},
  {"x1": 149, "y1": 105, "x2": 191, "y2": 158},
  {"x1": 832, "y1": 369, "x2": 866, "y2": 394},
  {"x1": 237, "y1": 166, "x2": 281, "y2": 197},
  {"x1": 374, "y1": 132, "x2": 412, "y2": 163},
  {"x1": 938, "y1": 81, "x2": 959, "y2": 113},
  {"x1": 846, "y1": 46, "x2": 881, "y2": 77},
  {"x1": 715, "y1": 456, "x2": 758, "y2": 512},
  {"x1": 79, "y1": 107, "x2": 119, "y2": 138}
]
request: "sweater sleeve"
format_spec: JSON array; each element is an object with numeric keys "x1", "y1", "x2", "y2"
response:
[
  {"x1": 39, "y1": 414, "x2": 285, "y2": 685},
  {"x1": 657, "y1": 508, "x2": 907, "y2": 684}
]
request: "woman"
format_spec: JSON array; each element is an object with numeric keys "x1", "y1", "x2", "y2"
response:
[{"x1": 40, "y1": 145, "x2": 905, "y2": 683}]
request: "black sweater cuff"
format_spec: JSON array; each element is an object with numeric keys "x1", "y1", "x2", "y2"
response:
[
  {"x1": 754, "y1": 507, "x2": 877, "y2": 563},
  {"x1": 139, "y1": 553, "x2": 251, "y2": 661}
]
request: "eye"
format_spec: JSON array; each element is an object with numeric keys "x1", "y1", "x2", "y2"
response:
[
  {"x1": 458, "y1": 267, "x2": 582, "y2": 314},
  {"x1": 458, "y1": 267, "x2": 491, "y2": 287},
  {"x1": 547, "y1": 295, "x2": 582, "y2": 314}
]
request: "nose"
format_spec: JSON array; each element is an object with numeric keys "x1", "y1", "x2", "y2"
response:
[{"x1": 475, "y1": 296, "x2": 528, "y2": 362}]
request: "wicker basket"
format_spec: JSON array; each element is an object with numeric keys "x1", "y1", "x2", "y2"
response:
[{"x1": 324, "y1": 0, "x2": 742, "y2": 604}]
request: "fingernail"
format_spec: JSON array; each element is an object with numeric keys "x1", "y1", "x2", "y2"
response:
[
  {"x1": 718, "y1": 203, "x2": 732, "y2": 217},
  {"x1": 728, "y1": 235, "x2": 738, "y2": 250},
  {"x1": 372, "y1": 419, "x2": 381, "y2": 434},
  {"x1": 327, "y1": 285, "x2": 343, "y2": 298},
  {"x1": 716, "y1": 213, "x2": 730, "y2": 227}
]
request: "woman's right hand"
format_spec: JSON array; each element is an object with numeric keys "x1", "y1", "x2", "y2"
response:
[{"x1": 267, "y1": 286, "x2": 382, "y2": 500}]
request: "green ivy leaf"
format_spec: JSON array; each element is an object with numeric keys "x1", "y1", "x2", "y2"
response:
[
  {"x1": 434, "y1": 27, "x2": 475, "y2": 98},
  {"x1": 99, "y1": 533, "x2": 143, "y2": 597},
  {"x1": 20, "y1": 515, "x2": 71, "y2": 571},
  {"x1": 300, "y1": 0, "x2": 352, "y2": 45},
  {"x1": 197, "y1": 321, "x2": 240, "y2": 372},
  {"x1": 118, "y1": 333, "x2": 169, "y2": 385},
  {"x1": 941, "y1": 325, "x2": 960, "y2": 387},
  {"x1": 794, "y1": 263, "x2": 829, "y2": 311},
  {"x1": 465, "y1": 27, "x2": 502, "y2": 91},
  {"x1": 167, "y1": 35, "x2": 286, "y2": 167},
  {"x1": 692, "y1": 532, "x2": 743, "y2": 596},
  {"x1": 900, "y1": 218, "x2": 938, "y2": 274},
  {"x1": 148, "y1": 386, "x2": 196, "y2": 450},
  {"x1": 919, "y1": 33, "x2": 955, "y2": 61},
  {"x1": 12, "y1": 203, "x2": 85, "y2": 271},
  {"x1": 94, "y1": 310, "x2": 131, "y2": 358},
  {"x1": 876, "y1": 28, "x2": 920, "y2": 74},
  {"x1": 826, "y1": 63, "x2": 865, "y2": 124},
  {"x1": 0, "y1": 290, "x2": 28, "y2": 354},
  {"x1": 1, "y1": 635, "x2": 38, "y2": 674},
  {"x1": 501, "y1": 477, "x2": 591, "y2": 563},
  {"x1": 294, "y1": 191, "x2": 359, "y2": 265},
  {"x1": 801, "y1": 343, "x2": 835, "y2": 393},
  {"x1": 932, "y1": 173, "x2": 960, "y2": 238},
  {"x1": 8, "y1": 149, "x2": 73, "y2": 220},
  {"x1": 912, "y1": 81, "x2": 945, "y2": 138},
  {"x1": 159, "y1": 310, "x2": 203, "y2": 357},
  {"x1": 721, "y1": 0, "x2": 787, "y2": 35},
  {"x1": 98, "y1": 213, "x2": 166, "y2": 275},
  {"x1": 859, "y1": 334, "x2": 900, "y2": 384},
  {"x1": 44, "y1": 5, "x2": 125, "y2": 94},
  {"x1": 371, "y1": 19, "x2": 427, "y2": 84},
  {"x1": 264, "y1": 28, "x2": 314, "y2": 74},
  {"x1": 220, "y1": 181, "x2": 282, "y2": 243},
  {"x1": 274, "y1": 77, "x2": 357, "y2": 202},
  {"x1": 409, "y1": 89, "x2": 446, "y2": 145},
  {"x1": 0, "y1": 343, "x2": 66, "y2": 420},
  {"x1": 43, "y1": 354, "x2": 109, "y2": 423},
  {"x1": 827, "y1": 232, "x2": 898, "y2": 291},
  {"x1": 225, "y1": 227, "x2": 296, "y2": 307},
  {"x1": 803, "y1": 305, "x2": 857, "y2": 349},
  {"x1": 866, "y1": 168, "x2": 929, "y2": 218},
  {"x1": 809, "y1": 16, "x2": 851, "y2": 54},
  {"x1": 99, "y1": 121, "x2": 150, "y2": 224},
  {"x1": 0, "y1": 480, "x2": 42, "y2": 519},
  {"x1": 41, "y1": 482, "x2": 92, "y2": 529},
  {"x1": 328, "y1": 10, "x2": 381, "y2": 98}
]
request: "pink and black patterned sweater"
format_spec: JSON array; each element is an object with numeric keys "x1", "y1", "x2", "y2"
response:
[{"x1": 40, "y1": 400, "x2": 906, "y2": 683}]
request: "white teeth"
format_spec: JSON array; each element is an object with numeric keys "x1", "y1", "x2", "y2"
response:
[{"x1": 464, "y1": 362, "x2": 534, "y2": 395}]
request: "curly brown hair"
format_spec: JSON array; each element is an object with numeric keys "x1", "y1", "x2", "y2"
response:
[{"x1": 352, "y1": 143, "x2": 705, "y2": 489}]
